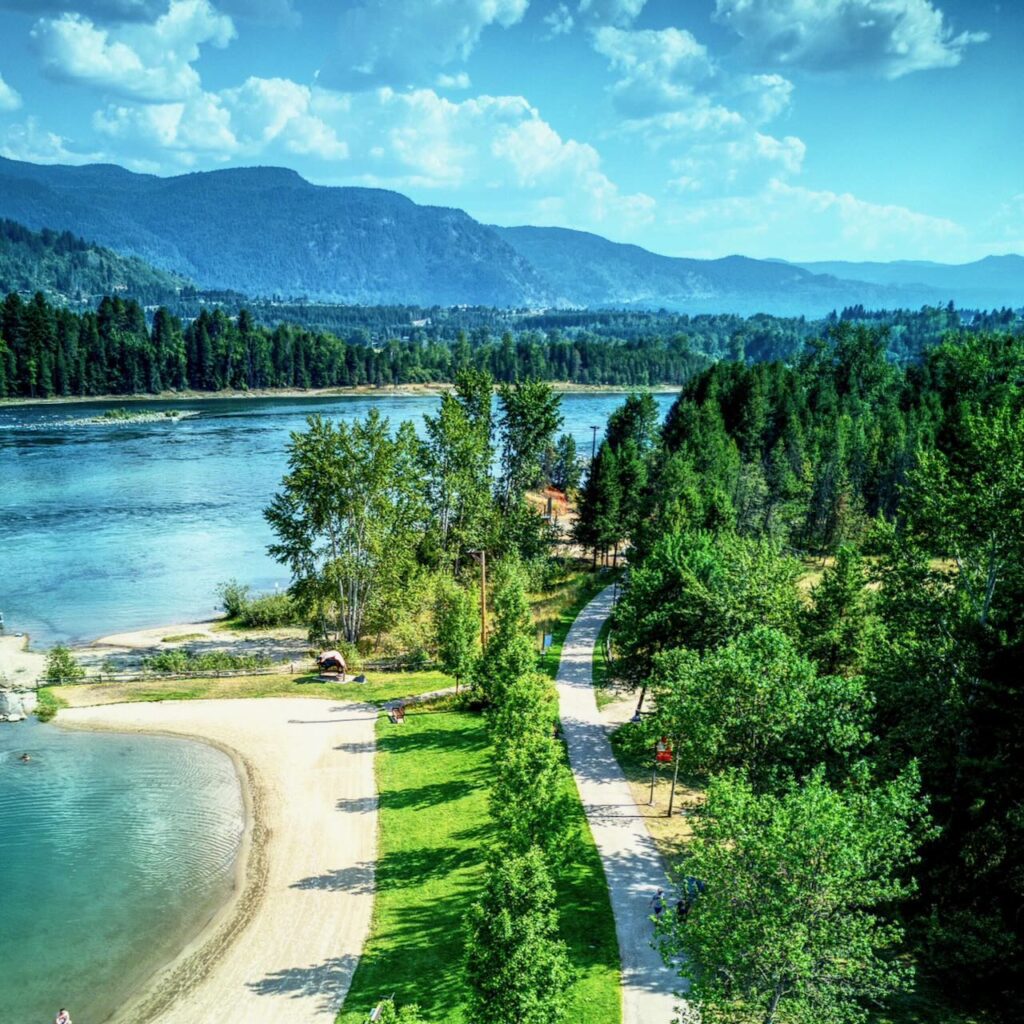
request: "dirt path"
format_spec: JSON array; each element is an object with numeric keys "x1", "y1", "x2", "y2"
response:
[
  {"x1": 61, "y1": 698, "x2": 378, "y2": 1024},
  {"x1": 555, "y1": 588, "x2": 682, "y2": 1024}
]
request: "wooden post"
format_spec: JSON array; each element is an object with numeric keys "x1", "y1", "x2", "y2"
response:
[{"x1": 667, "y1": 737, "x2": 681, "y2": 817}]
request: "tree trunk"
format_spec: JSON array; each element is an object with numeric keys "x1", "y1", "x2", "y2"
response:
[
  {"x1": 763, "y1": 985, "x2": 783, "y2": 1024},
  {"x1": 667, "y1": 739, "x2": 681, "y2": 817}
]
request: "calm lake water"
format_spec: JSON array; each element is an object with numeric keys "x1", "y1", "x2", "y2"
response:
[
  {"x1": 0, "y1": 718, "x2": 244, "y2": 1024},
  {"x1": 0, "y1": 391, "x2": 676, "y2": 643}
]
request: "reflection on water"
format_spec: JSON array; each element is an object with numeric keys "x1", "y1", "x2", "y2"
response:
[
  {"x1": 0, "y1": 718, "x2": 244, "y2": 1024},
  {"x1": 0, "y1": 392, "x2": 676, "y2": 643}
]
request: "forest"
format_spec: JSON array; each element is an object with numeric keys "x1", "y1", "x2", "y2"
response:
[
  {"x1": 1, "y1": 288, "x2": 1021, "y2": 400},
  {"x1": 573, "y1": 324, "x2": 1024, "y2": 1022}
]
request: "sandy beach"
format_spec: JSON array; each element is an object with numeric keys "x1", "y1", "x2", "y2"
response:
[
  {"x1": 61, "y1": 698, "x2": 378, "y2": 1024},
  {"x1": 0, "y1": 633, "x2": 46, "y2": 687}
]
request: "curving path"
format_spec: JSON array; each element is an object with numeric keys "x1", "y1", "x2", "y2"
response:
[
  {"x1": 555, "y1": 588, "x2": 681, "y2": 1024},
  {"x1": 62, "y1": 698, "x2": 377, "y2": 1024}
]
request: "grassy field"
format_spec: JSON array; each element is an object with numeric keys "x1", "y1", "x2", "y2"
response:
[
  {"x1": 338, "y1": 704, "x2": 621, "y2": 1024},
  {"x1": 40, "y1": 668, "x2": 453, "y2": 712}
]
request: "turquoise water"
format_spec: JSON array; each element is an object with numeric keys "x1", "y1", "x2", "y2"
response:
[
  {"x1": 0, "y1": 392, "x2": 676, "y2": 643},
  {"x1": 0, "y1": 718, "x2": 244, "y2": 1024}
]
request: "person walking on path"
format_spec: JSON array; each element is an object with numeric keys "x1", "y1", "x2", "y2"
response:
[{"x1": 650, "y1": 889, "x2": 665, "y2": 920}]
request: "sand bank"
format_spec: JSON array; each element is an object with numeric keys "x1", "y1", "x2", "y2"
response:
[
  {"x1": 0, "y1": 634, "x2": 45, "y2": 687},
  {"x1": 61, "y1": 698, "x2": 378, "y2": 1024}
]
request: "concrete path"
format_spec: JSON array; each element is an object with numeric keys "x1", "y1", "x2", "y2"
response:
[{"x1": 555, "y1": 588, "x2": 681, "y2": 1024}]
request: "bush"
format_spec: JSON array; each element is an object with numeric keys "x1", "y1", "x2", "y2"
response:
[
  {"x1": 240, "y1": 592, "x2": 295, "y2": 628},
  {"x1": 217, "y1": 579, "x2": 252, "y2": 619},
  {"x1": 142, "y1": 649, "x2": 272, "y2": 674},
  {"x1": 43, "y1": 645, "x2": 85, "y2": 685}
]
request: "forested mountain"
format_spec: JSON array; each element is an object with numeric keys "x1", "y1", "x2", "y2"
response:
[
  {"x1": 0, "y1": 219, "x2": 188, "y2": 306},
  {"x1": 795, "y1": 254, "x2": 1024, "y2": 309},
  {"x1": 0, "y1": 159, "x2": 550, "y2": 307},
  {"x1": 493, "y1": 225, "x2": 935, "y2": 315},
  {"x1": 1, "y1": 156, "x2": 1019, "y2": 314}
]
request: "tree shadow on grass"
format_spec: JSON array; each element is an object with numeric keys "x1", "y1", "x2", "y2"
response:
[
  {"x1": 378, "y1": 724, "x2": 489, "y2": 756},
  {"x1": 379, "y1": 778, "x2": 476, "y2": 812}
]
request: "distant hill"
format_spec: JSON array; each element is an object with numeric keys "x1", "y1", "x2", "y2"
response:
[
  {"x1": 0, "y1": 156, "x2": 1019, "y2": 315},
  {"x1": 0, "y1": 158, "x2": 550, "y2": 307},
  {"x1": 492, "y1": 225, "x2": 936, "y2": 316},
  {"x1": 0, "y1": 218, "x2": 188, "y2": 305},
  {"x1": 793, "y1": 256, "x2": 1024, "y2": 311}
]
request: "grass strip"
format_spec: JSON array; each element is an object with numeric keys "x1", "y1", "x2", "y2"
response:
[{"x1": 338, "y1": 705, "x2": 621, "y2": 1023}]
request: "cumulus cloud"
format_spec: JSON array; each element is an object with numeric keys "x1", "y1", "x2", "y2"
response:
[
  {"x1": 0, "y1": 71, "x2": 22, "y2": 111},
  {"x1": 576, "y1": 0, "x2": 647, "y2": 27},
  {"x1": 2, "y1": 0, "x2": 296, "y2": 25},
  {"x1": 1, "y1": 115, "x2": 104, "y2": 164},
  {"x1": 544, "y1": 3, "x2": 574, "y2": 37},
  {"x1": 714, "y1": 0, "x2": 988, "y2": 78},
  {"x1": 591, "y1": 23, "x2": 801, "y2": 196},
  {"x1": 322, "y1": 0, "x2": 527, "y2": 91},
  {"x1": 94, "y1": 76, "x2": 348, "y2": 163},
  {"x1": 592, "y1": 26, "x2": 712, "y2": 116},
  {"x1": 669, "y1": 178, "x2": 966, "y2": 260},
  {"x1": 31, "y1": 0, "x2": 235, "y2": 101}
]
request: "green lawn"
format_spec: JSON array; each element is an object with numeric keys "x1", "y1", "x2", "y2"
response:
[
  {"x1": 338, "y1": 705, "x2": 621, "y2": 1024},
  {"x1": 41, "y1": 668, "x2": 452, "y2": 713}
]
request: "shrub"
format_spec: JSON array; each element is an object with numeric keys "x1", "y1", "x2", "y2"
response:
[
  {"x1": 217, "y1": 579, "x2": 253, "y2": 619},
  {"x1": 240, "y1": 592, "x2": 295, "y2": 628},
  {"x1": 43, "y1": 645, "x2": 85, "y2": 685},
  {"x1": 142, "y1": 648, "x2": 272, "y2": 674}
]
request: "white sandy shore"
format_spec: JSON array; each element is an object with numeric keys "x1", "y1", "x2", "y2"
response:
[
  {"x1": 61, "y1": 698, "x2": 378, "y2": 1024},
  {"x1": 0, "y1": 634, "x2": 45, "y2": 687}
]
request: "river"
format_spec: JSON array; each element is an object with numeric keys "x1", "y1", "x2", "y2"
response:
[{"x1": 0, "y1": 391, "x2": 676, "y2": 644}]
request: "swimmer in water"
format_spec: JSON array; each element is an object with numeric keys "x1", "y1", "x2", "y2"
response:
[{"x1": 19, "y1": 753, "x2": 31, "y2": 762}]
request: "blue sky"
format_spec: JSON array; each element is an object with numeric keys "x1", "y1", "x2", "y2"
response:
[{"x1": 0, "y1": 0, "x2": 1020, "y2": 262}]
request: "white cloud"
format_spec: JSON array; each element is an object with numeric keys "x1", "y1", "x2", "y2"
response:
[
  {"x1": 544, "y1": 3, "x2": 574, "y2": 37},
  {"x1": 31, "y1": 0, "x2": 235, "y2": 102},
  {"x1": 592, "y1": 26, "x2": 712, "y2": 116},
  {"x1": 577, "y1": 0, "x2": 647, "y2": 27},
  {"x1": 669, "y1": 132, "x2": 805, "y2": 193},
  {"x1": 0, "y1": 71, "x2": 22, "y2": 111},
  {"x1": 1, "y1": 116, "x2": 104, "y2": 164},
  {"x1": 322, "y1": 0, "x2": 527, "y2": 91},
  {"x1": 0, "y1": 0, "x2": 168, "y2": 20},
  {"x1": 437, "y1": 72, "x2": 471, "y2": 89},
  {"x1": 94, "y1": 76, "x2": 348, "y2": 162},
  {"x1": 668, "y1": 178, "x2": 966, "y2": 260},
  {"x1": 714, "y1": 0, "x2": 988, "y2": 78}
]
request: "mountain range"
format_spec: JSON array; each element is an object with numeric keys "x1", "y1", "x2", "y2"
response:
[{"x1": 0, "y1": 156, "x2": 1019, "y2": 315}]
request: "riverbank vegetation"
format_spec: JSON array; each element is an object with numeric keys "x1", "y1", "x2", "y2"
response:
[
  {"x1": 2, "y1": 288, "x2": 1019, "y2": 400},
  {"x1": 579, "y1": 325, "x2": 1023, "y2": 1022}
]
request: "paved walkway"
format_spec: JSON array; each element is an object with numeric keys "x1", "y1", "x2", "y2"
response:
[{"x1": 555, "y1": 588, "x2": 682, "y2": 1024}]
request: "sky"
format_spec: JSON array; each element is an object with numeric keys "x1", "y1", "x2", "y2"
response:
[{"x1": 0, "y1": 0, "x2": 1020, "y2": 263}]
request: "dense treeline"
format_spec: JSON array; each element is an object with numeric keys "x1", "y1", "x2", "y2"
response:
[
  {"x1": 4, "y1": 288, "x2": 1021, "y2": 400},
  {"x1": 0, "y1": 292, "x2": 709, "y2": 397},
  {"x1": 576, "y1": 325, "x2": 1024, "y2": 1021}
]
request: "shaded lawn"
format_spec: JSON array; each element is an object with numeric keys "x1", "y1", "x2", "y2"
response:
[
  {"x1": 338, "y1": 707, "x2": 621, "y2": 1024},
  {"x1": 41, "y1": 669, "x2": 452, "y2": 712}
]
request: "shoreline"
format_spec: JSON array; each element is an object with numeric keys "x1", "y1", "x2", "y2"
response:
[
  {"x1": 58, "y1": 698, "x2": 379, "y2": 1023},
  {"x1": 0, "y1": 380, "x2": 681, "y2": 409},
  {"x1": 56, "y1": 717, "x2": 267, "y2": 1024}
]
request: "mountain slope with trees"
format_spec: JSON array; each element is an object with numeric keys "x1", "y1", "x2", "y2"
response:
[
  {"x1": 0, "y1": 218, "x2": 188, "y2": 306},
  {"x1": 1, "y1": 156, "x2": 1020, "y2": 314}
]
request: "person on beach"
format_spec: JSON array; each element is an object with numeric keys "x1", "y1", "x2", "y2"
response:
[{"x1": 55, "y1": 1009, "x2": 71, "y2": 1024}]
